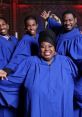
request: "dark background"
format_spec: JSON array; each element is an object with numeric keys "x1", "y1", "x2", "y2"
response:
[{"x1": 0, "y1": 0, "x2": 82, "y2": 38}]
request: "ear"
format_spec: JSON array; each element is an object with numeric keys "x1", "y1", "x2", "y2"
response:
[
  {"x1": 7, "y1": 24, "x2": 9, "y2": 30},
  {"x1": 75, "y1": 17, "x2": 77, "y2": 24},
  {"x1": 36, "y1": 24, "x2": 38, "y2": 29}
]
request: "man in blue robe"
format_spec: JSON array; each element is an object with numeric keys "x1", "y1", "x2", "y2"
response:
[
  {"x1": 0, "y1": 17, "x2": 18, "y2": 70},
  {"x1": 0, "y1": 17, "x2": 18, "y2": 117},
  {"x1": 0, "y1": 15, "x2": 39, "y2": 117},
  {"x1": 41, "y1": 10, "x2": 82, "y2": 117},
  {"x1": 0, "y1": 15, "x2": 39, "y2": 76}
]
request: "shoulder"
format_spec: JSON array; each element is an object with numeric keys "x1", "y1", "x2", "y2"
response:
[
  {"x1": 10, "y1": 35, "x2": 18, "y2": 43},
  {"x1": 26, "y1": 56, "x2": 40, "y2": 64},
  {"x1": 22, "y1": 34, "x2": 32, "y2": 40},
  {"x1": 56, "y1": 54, "x2": 75, "y2": 66}
]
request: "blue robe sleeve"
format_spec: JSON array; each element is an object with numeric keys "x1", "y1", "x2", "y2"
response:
[
  {"x1": 47, "y1": 18, "x2": 62, "y2": 30},
  {"x1": 62, "y1": 56, "x2": 78, "y2": 81},
  {"x1": 66, "y1": 57, "x2": 78, "y2": 79},
  {"x1": 4, "y1": 35, "x2": 32, "y2": 72},
  {"x1": 57, "y1": 34, "x2": 82, "y2": 71},
  {"x1": 0, "y1": 57, "x2": 31, "y2": 108}
]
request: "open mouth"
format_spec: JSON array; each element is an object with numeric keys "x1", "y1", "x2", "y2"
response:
[
  {"x1": 44, "y1": 52, "x2": 51, "y2": 56},
  {"x1": 1, "y1": 29, "x2": 6, "y2": 33}
]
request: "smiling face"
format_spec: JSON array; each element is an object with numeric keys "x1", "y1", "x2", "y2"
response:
[
  {"x1": 25, "y1": 19, "x2": 38, "y2": 36},
  {"x1": 40, "y1": 41, "x2": 56, "y2": 64},
  {"x1": 0, "y1": 19, "x2": 9, "y2": 36},
  {"x1": 62, "y1": 13, "x2": 77, "y2": 31}
]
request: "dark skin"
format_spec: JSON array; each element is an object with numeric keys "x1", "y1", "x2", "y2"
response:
[
  {"x1": 41, "y1": 10, "x2": 77, "y2": 32},
  {"x1": 40, "y1": 41, "x2": 56, "y2": 64},
  {"x1": 0, "y1": 41, "x2": 56, "y2": 79},
  {"x1": 0, "y1": 18, "x2": 38, "y2": 80}
]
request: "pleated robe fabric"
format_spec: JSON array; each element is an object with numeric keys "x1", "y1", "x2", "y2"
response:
[
  {"x1": 24, "y1": 55, "x2": 78, "y2": 117},
  {"x1": 0, "y1": 34, "x2": 39, "y2": 117},
  {"x1": 0, "y1": 58, "x2": 28, "y2": 117},
  {"x1": 0, "y1": 35, "x2": 18, "y2": 69},
  {"x1": 48, "y1": 18, "x2": 82, "y2": 117},
  {"x1": 5, "y1": 33, "x2": 39, "y2": 72},
  {"x1": 0, "y1": 35, "x2": 18, "y2": 117}
]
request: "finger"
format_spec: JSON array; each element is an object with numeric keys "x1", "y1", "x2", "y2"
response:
[
  {"x1": 48, "y1": 11, "x2": 51, "y2": 15},
  {"x1": 41, "y1": 11, "x2": 47, "y2": 16},
  {"x1": 1, "y1": 77, "x2": 4, "y2": 80}
]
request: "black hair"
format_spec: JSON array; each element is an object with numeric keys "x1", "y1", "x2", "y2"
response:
[
  {"x1": 24, "y1": 15, "x2": 38, "y2": 27},
  {"x1": 38, "y1": 29, "x2": 56, "y2": 47},
  {"x1": 0, "y1": 16, "x2": 8, "y2": 24},
  {"x1": 62, "y1": 10, "x2": 76, "y2": 19}
]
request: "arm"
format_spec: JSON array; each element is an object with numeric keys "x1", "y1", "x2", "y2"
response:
[
  {"x1": 0, "y1": 35, "x2": 31, "y2": 79},
  {"x1": 41, "y1": 10, "x2": 61, "y2": 29}
]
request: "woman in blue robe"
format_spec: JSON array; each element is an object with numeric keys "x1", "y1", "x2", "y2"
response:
[
  {"x1": 0, "y1": 29, "x2": 78, "y2": 117},
  {"x1": 23, "y1": 29, "x2": 78, "y2": 117},
  {"x1": 41, "y1": 10, "x2": 82, "y2": 117}
]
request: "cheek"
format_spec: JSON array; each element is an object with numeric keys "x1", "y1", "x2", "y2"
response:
[
  {"x1": 40, "y1": 49, "x2": 44, "y2": 54},
  {"x1": 33, "y1": 26, "x2": 37, "y2": 30}
]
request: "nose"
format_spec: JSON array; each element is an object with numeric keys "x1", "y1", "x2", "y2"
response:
[
  {"x1": 29, "y1": 25, "x2": 33, "y2": 30},
  {"x1": 45, "y1": 46, "x2": 49, "y2": 50},
  {"x1": 66, "y1": 21, "x2": 70, "y2": 25}
]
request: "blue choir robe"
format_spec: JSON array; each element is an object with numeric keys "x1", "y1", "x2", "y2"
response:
[
  {"x1": 47, "y1": 18, "x2": 61, "y2": 29},
  {"x1": 47, "y1": 18, "x2": 82, "y2": 69},
  {"x1": 48, "y1": 18, "x2": 82, "y2": 117},
  {"x1": 0, "y1": 35, "x2": 18, "y2": 69},
  {"x1": 0, "y1": 35, "x2": 18, "y2": 117},
  {"x1": 4, "y1": 33, "x2": 39, "y2": 72},
  {"x1": 0, "y1": 34, "x2": 39, "y2": 117},
  {"x1": 24, "y1": 55, "x2": 78, "y2": 117}
]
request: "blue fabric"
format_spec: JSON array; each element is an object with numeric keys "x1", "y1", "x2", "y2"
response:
[
  {"x1": 0, "y1": 35, "x2": 18, "y2": 116},
  {"x1": 0, "y1": 107, "x2": 17, "y2": 117},
  {"x1": 0, "y1": 59, "x2": 28, "y2": 108},
  {"x1": 24, "y1": 55, "x2": 78, "y2": 117},
  {"x1": 48, "y1": 18, "x2": 82, "y2": 117},
  {"x1": 0, "y1": 35, "x2": 18, "y2": 69},
  {"x1": 48, "y1": 18, "x2": 61, "y2": 29},
  {"x1": 5, "y1": 34, "x2": 39, "y2": 72}
]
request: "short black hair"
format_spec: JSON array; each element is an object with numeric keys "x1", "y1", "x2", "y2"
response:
[
  {"x1": 38, "y1": 29, "x2": 56, "y2": 47},
  {"x1": 62, "y1": 10, "x2": 76, "y2": 19},
  {"x1": 0, "y1": 16, "x2": 8, "y2": 24},
  {"x1": 24, "y1": 15, "x2": 38, "y2": 27}
]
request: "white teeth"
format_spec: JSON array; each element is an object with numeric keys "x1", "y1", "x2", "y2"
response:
[
  {"x1": 45, "y1": 52, "x2": 50, "y2": 55},
  {"x1": 1, "y1": 30, "x2": 5, "y2": 32},
  {"x1": 31, "y1": 30, "x2": 35, "y2": 33}
]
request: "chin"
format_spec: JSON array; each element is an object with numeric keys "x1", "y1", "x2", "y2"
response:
[
  {"x1": 1, "y1": 33, "x2": 6, "y2": 36},
  {"x1": 44, "y1": 57, "x2": 51, "y2": 61}
]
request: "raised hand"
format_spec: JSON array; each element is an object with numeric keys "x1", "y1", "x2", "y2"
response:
[{"x1": 41, "y1": 10, "x2": 51, "y2": 20}]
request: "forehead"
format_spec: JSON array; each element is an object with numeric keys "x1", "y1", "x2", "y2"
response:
[
  {"x1": 26, "y1": 19, "x2": 37, "y2": 24},
  {"x1": 63, "y1": 13, "x2": 75, "y2": 19},
  {"x1": 0, "y1": 19, "x2": 6, "y2": 23},
  {"x1": 40, "y1": 41, "x2": 54, "y2": 46}
]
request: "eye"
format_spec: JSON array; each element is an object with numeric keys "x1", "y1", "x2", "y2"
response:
[
  {"x1": 49, "y1": 45, "x2": 53, "y2": 48},
  {"x1": 40, "y1": 45, "x2": 45, "y2": 48}
]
